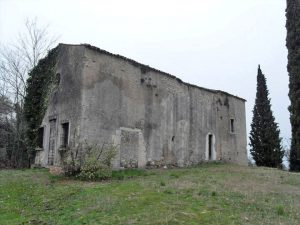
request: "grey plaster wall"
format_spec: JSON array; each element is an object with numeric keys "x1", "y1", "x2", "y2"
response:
[
  {"x1": 35, "y1": 44, "x2": 247, "y2": 168},
  {"x1": 35, "y1": 45, "x2": 85, "y2": 166}
]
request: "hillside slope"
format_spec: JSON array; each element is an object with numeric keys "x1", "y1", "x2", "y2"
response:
[{"x1": 0, "y1": 163, "x2": 299, "y2": 224}]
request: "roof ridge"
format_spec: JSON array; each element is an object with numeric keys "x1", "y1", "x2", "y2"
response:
[{"x1": 58, "y1": 43, "x2": 246, "y2": 101}]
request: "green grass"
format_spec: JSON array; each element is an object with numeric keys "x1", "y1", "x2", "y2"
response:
[
  {"x1": 0, "y1": 164, "x2": 300, "y2": 224},
  {"x1": 112, "y1": 168, "x2": 148, "y2": 180}
]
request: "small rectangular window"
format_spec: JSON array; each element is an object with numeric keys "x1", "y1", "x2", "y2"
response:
[
  {"x1": 37, "y1": 127, "x2": 44, "y2": 148},
  {"x1": 230, "y1": 119, "x2": 235, "y2": 133},
  {"x1": 61, "y1": 122, "x2": 69, "y2": 148}
]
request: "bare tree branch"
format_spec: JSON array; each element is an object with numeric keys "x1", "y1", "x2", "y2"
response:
[
  {"x1": 0, "y1": 18, "x2": 59, "y2": 167},
  {"x1": 15, "y1": 18, "x2": 59, "y2": 69},
  {"x1": 0, "y1": 18, "x2": 59, "y2": 105}
]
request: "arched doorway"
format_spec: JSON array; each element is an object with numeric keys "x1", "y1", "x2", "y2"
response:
[{"x1": 205, "y1": 133, "x2": 216, "y2": 160}]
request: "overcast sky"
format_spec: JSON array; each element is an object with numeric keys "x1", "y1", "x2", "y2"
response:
[{"x1": 0, "y1": 0, "x2": 290, "y2": 147}]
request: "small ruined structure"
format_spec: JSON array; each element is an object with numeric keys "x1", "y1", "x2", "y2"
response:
[{"x1": 34, "y1": 44, "x2": 247, "y2": 168}]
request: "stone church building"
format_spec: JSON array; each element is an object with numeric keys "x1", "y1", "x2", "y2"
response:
[{"x1": 35, "y1": 44, "x2": 247, "y2": 168}]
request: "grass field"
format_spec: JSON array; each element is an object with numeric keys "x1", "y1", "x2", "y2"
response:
[{"x1": 0, "y1": 163, "x2": 299, "y2": 225}]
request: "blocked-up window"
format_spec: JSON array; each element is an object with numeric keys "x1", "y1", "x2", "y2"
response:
[
  {"x1": 37, "y1": 127, "x2": 44, "y2": 148},
  {"x1": 60, "y1": 122, "x2": 69, "y2": 148}
]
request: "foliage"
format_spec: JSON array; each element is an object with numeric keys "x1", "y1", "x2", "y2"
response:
[
  {"x1": 0, "y1": 95, "x2": 27, "y2": 168},
  {"x1": 60, "y1": 142, "x2": 82, "y2": 177},
  {"x1": 160, "y1": 180, "x2": 166, "y2": 186},
  {"x1": 61, "y1": 141, "x2": 117, "y2": 181},
  {"x1": 1, "y1": 164, "x2": 300, "y2": 224},
  {"x1": 0, "y1": 81, "x2": 28, "y2": 168},
  {"x1": 0, "y1": 95, "x2": 13, "y2": 161},
  {"x1": 276, "y1": 205, "x2": 285, "y2": 216},
  {"x1": 23, "y1": 46, "x2": 59, "y2": 164},
  {"x1": 249, "y1": 65, "x2": 284, "y2": 168},
  {"x1": 286, "y1": 0, "x2": 300, "y2": 171}
]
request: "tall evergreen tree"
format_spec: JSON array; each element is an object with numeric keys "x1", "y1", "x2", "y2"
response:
[
  {"x1": 286, "y1": 0, "x2": 300, "y2": 171},
  {"x1": 250, "y1": 65, "x2": 284, "y2": 168}
]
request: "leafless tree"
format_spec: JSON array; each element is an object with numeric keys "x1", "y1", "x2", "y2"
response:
[
  {"x1": 0, "y1": 18, "x2": 58, "y2": 167},
  {"x1": 0, "y1": 49, "x2": 26, "y2": 103},
  {"x1": 17, "y1": 19, "x2": 58, "y2": 70},
  {"x1": 0, "y1": 18, "x2": 58, "y2": 105}
]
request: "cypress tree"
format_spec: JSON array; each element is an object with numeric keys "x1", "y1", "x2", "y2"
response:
[
  {"x1": 286, "y1": 0, "x2": 300, "y2": 171},
  {"x1": 249, "y1": 65, "x2": 284, "y2": 168}
]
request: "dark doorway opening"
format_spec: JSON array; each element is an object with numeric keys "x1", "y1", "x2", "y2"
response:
[{"x1": 208, "y1": 134, "x2": 213, "y2": 160}]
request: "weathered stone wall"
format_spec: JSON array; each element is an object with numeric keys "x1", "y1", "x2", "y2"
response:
[
  {"x1": 35, "y1": 45, "x2": 86, "y2": 166},
  {"x1": 36, "y1": 44, "x2": 247, "y2": 168}
]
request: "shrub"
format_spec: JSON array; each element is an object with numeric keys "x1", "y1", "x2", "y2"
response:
[
  {"x1": 61, "y1": 140, "x2": 117, "y2": 181},
  {"x1": 160, "y1": 181, "x2": 166, "y2": 186},
  {"x1": 276, "y1": 205, "x2": 284, "y2": 216}
]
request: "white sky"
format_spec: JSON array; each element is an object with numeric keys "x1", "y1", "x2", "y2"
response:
[{"x1": 0, "y1": 0, "x2": 290, "y2": 146}]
